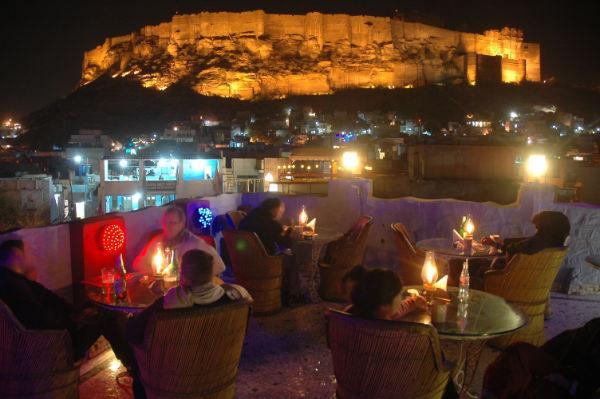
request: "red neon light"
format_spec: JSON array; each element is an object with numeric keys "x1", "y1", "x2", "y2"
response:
[{"x1": 100, "y1": 223, "x2": 126, "y2": 252}]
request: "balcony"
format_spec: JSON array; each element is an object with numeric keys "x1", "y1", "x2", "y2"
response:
[{"x1": 1, "y1": 179, "x2": 599, "y2": 397}]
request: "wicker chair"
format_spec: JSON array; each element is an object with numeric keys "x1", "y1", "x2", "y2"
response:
[
  {"x1": 133, "y1": 302, "x2": 251, "y2": 399},
  {"x1": 226, "y1": 211, "x2": 246, "y2": 230},
  {"x1": 483, "y1": 247, "x2": 567, "y2": 349},
  {"x1": 325, "y1": 309, "x2": 450, "y2": 399},
  {"x1": 0, "y1": 300, "x2": 80, "y2": 399},
  {"x1": 391, "y1": 222, "x2": 425, "y2": 286},
  {"x1": 223, "y1": 230, "x2": 284, "y2": 314},
  {"x1": 318, "y1": 216, "x2": 374, "y2": 301}
]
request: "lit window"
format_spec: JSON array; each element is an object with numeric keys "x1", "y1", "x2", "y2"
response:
[
  {"x1": 144, "y1": 159, "x2": 178, "y2": 181},
  {"x1": 105, "y1": 160, "x2": 140, "y2": 182},
  {"x1": 182, "y1": 159, "x2": 219, "y2": 181}
]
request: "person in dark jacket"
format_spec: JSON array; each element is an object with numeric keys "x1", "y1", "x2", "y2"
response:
[
  {"x1": 482, "y1": 211, "x2": 571, "y2": 258},
  {"x1": 239, "y1": 198, "x2": 292, "y2": 255},
  {"x1": 450, "y1": 211, "x2": 570, "y2": 288},
  {"x1": 0, "y1": 239, "x2": 133, "y2": 364},
  {"x1": 483, "y1": 317, "x2": 600, "y2": 399}
]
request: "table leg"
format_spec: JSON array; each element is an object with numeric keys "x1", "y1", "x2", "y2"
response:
[{"x1": 453, "y1": 340, "x2": 486, "y2": 398}]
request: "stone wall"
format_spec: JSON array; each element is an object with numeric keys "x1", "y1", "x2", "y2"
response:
[{"x1": 81, "y1": 10, "x2": 541, "y2": 98}]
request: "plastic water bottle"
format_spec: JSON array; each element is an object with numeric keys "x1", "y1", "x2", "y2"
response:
[{"x1": 458, "y1": 259, "x2": 470, "y2": 303}]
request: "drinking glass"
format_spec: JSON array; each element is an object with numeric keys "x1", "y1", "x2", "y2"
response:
[{"x1": 101, "y1": 267, "x2": 115, "y2": 293}]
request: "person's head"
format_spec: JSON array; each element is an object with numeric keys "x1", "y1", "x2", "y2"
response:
[
  {"x1": 259, "y1": 198, "x2": 285, "y2": 221},
  {"x1": 341, "y1": 265, "x2": 368, "y2": 301},
  {"x1": 532, "y1": 211, "x2": 570, "y2": 246},
  {"x1": 0, "y1": 239, "x2": 26, "y2": 274},
  {"x1": 350, "y1": 269, "x2": 404, "y2": 320},
  {"x1": 161, "y1": 206, "x2": 187, "y2": 240},
  {"x1": 180, "y1": 249, "x2": 214, "y2": 288}
]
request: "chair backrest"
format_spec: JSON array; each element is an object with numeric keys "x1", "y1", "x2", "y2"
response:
[
  {"x1": 226, "y1": 211, "x2": 247, "y2": 230},
  {"x1": 223, "y1": 230, "x2": 281, "y2": 280},
  {"x1": 0, "y1": 300, "x2": 78, "y2": 397},
  {"x1": 484, "y1": 247, "x2": 567, "y2": 305},
  {"x1": 324, "y1": 216, "x2": 373, "y2": 268},
  {"x1": 325, "y1": 309, "x2": 449, "y2": 399},
  {"x1": 391, "y1": 222, "x2": 425, "y2": 285},
  {"x1": 138, "y1": 302, "x2": 250, "y2": 397}
]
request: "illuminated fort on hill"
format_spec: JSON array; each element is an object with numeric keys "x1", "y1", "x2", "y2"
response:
[{"x1": 81, "y1": 10, "x2": 541, "y2": 99}]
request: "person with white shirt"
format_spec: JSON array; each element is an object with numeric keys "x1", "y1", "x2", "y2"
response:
[{"x1": 133, "y1": 206, "x2": 225, "y2": 276}]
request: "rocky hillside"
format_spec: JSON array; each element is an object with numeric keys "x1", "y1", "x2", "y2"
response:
[{"x1": 81, "y1": 10, "x2": 539, "y2": 99}]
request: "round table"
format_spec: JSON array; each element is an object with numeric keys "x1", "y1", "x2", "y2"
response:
[
  {"x1": 86, "y1": 274, "x2": 224, "y2": 313},
  {"x1": 401, "y1": 286, "x2": 527, "y2": 397},
  {"x1": 417, "y1": 237, "x2": 502, "y2": 260},
  {"x1": 292, "y1": 228, "x2": 342, "y2": 303}
]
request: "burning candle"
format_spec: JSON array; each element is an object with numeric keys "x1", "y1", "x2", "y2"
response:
[
  {"x1": 299, "y1": 205, "x2": 308, "y2": 226},
  {"x1": 306, "y1": 218, "x2": 316, "y2": 232},
  {"x1": 421, "y1": 251, "x2": 439, "y2": 292},
  {"x1": 464, "y1": 216, "x2": 475, "y2": 238},
  {"x1": 152, "y1": 248, "x2": 164, "y2": 275}
]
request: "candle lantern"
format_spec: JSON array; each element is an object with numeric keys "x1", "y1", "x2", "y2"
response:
[
  {"x1": 421, "y1": 251, "x2": 439, "y2": 293},
  {"x1": 464, "y1": 216, "x2": 475, "y2": 238},
  {"x1": 299, "y1": 205, "x2": 308, "y2": 226}
]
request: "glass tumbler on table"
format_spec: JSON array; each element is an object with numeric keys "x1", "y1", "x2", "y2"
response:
[{"x1": 101, "y1": 267, "x2": 115, "y2": 294}]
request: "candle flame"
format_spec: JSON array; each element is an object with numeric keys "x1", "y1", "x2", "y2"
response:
[
  {"x1": 299, "y1": 207, "x2": 308, "y2": 225},
  {"x1": 307, "y1": 218, "x2": 316, "y2": 231},
  {"x1": 421, "y1": 251, "x2": 439, "y2": 287},
  {"x1": 152, "y1": 250, "x2": 164, "y2": 275}
]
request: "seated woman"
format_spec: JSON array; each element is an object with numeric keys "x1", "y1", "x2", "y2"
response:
[
  {"x1": 239, "y1": 198, "x2": 292, "y2": 256},
  {"x1": 133, "y1": 205, "x2": 225, "y2": 276},
  {"x1": 340, "y1": 265, "x2": 368, "y2": 302},
  {"x1": 450, "y1": 211, "x2": 570, "y2": 288},
  {"x1": 345, "y1": 268, "x2": 426, "y2": 320}
]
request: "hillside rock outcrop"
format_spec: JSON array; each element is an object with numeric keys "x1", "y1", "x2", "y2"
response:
[{"x1": 82, "y1": 10, "x2": 541, "y2": 99}]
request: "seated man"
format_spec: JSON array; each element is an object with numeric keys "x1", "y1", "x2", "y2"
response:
[
  {"x1": 450, "y1": 211, "x2": 570, "y2": 288},
  {"x1": 483, "y1": 317, "x2": 600, "y2": 399},
  {"x1": 133, "y1": 205, "x2": 225, "y2": 276},
  {"x1": 0, "y1": 239, "x2": 132, "y2": 365},
  {"x1": 127, "y1": 249, "x2": 252, "y2": 346},
  {"x1": 239, "y1": 198, "x2": 292, "y2": 256}
]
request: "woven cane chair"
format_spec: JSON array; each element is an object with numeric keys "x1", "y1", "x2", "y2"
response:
[
  {"x1": 391, "y1": 222, "x2": 426, "y2": 286},
  {"x1": 484, "y1": 247, "x2": 567, "y2": 349},
  {"x1": 0, "y1": 300, "x2": 80, "y2": 399},
  {"x1": 133, "y1": 302, "x2": 250, "y2": 399},
  {"x1": 225, "y1": 211, "x2": 246, "y2": 230},
  {"x1": 325, "y1": 309, "x2": 450, "y2": 399},
  {"x1": 223, "y1": 230, "x2": 284, "y2": 314},
  {"x1": 318, "y1": 216, "x2": 374, "y2": 301}
]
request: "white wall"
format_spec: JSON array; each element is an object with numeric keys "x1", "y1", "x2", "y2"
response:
[{"x1": 242, "y1": 180, "x2": 600, "y2": 294}]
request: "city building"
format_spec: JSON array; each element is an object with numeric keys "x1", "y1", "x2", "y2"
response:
[
  {"x1": 99, "y1": 156, "x2": 221, "y2": 212},
  {"x1": 0, "y1": 174, "x2": 65, "y2": 224}
]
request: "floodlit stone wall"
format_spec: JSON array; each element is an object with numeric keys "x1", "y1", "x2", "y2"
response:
[{"x1": 82, "y1": 10, "x2": 540, "y2": 97}]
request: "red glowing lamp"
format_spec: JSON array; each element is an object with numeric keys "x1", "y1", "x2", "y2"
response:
[{"x1": 100, "y1": 223, "x2": 126, "y2": 252}]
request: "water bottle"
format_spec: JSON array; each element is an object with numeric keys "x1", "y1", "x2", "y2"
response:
[{"x1": 458, "y1": 259, "x2": 470, "y2": 303}]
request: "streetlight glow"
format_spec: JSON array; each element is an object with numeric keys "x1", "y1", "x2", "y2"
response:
[{"x1": 526, "y1": 154, "x2": 548, "y2": 180}]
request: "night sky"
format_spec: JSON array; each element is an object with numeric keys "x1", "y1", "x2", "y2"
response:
[{"x1": 1, "y1": 0, "x2": 598, "y2": 119}]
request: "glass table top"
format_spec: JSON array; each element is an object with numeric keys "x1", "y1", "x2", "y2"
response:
[
  {"x1": 401, "y1": 286, "x2": 527, "y2": 340},
  {"x1": 416, "y1": 237, "x2": 502, "y2": 259},
  {"x1": 86, "y1": 275, "x2": 223, "y2": 312}
]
